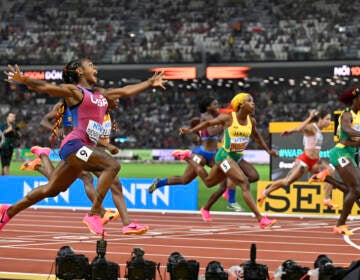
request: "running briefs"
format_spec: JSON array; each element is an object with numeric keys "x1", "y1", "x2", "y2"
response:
[
  {"x1": 329, "y1": 143, "x2": 357, "y2": 167},
  {"x1": 191, "y1": 145, "x2": 217, "y2": 165},
  {"x1": 296, "y1": 152, "x2": 319, "y2": 170},
  {"x1": 59, "y1": 139, "x2": 85, "y2": 161}
]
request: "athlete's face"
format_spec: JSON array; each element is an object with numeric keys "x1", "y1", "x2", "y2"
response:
[
  {"x1": 352, "y1": 94, "x2": 360, "y2": 111},
  {"x1": 79, "y1": 59, "x2": 98, "y2": 85},
  {"x1": 243, "y1": 95, "x2": 255, "y2": 114},
  {"x1": 208, "y1": 100, "x2": 219, "y2": 113},
  {"x1": 319, "y1": 114, "x2": 331, "y2": 129}
]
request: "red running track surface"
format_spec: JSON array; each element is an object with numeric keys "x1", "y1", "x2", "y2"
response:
[{"x1": 0, "y1": 208, "x2": 359, "y2": 279}]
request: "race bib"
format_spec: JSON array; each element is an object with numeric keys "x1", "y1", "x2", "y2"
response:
[
  {"x1": 102, "y1": 121, "x2": 112, "y2": 139},
  {"x1": 86, "y1": 120, "x2": 103, "y2": 144},
  {"x1": 338, "y1": 156, "x2": 350, "y2": 168},
  {"x1": 220, "y1": 159, "x2": 231, "y2": 173},
  {"x1": 192, "y1": 155, "x2": 201, "y2": 164},
  {"x1": 229, "y1": 137, "x2": 249, "y2": 152},
  {"x1": 76, "y1": 146, "x2": 93, "y2": 162}
]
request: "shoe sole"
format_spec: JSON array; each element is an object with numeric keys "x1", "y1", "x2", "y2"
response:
[
  {"x1": 83, "y1": 220, "x2": 106, "y2": 236},
  {"x1": 123, "y1": 227, "x2": 149, "y2": 235},
  {"x1": 148, "y1": 179, "x2": 160, "y2": 194}
]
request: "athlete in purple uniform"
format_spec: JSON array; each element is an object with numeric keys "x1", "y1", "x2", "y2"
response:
[{"x1": 1, "y1": 59, "x2": 166, "y2": 235}]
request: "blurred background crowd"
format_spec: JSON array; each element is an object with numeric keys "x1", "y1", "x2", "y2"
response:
[{"x1": 0, "y1": 0, "x2": 358, "y2": 150}]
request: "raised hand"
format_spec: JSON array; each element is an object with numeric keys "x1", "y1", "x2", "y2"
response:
[
  {"x1": 4, "y1": 64, "x2": 26, "y2": 83},
  {"x1": 148, "y1": 71, "x2": 167, "y2": 90}
]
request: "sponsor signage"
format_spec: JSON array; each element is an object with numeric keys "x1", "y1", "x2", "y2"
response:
[
  {"x1": 0, "y1": 177, "x2": 198, "y2": 211},
  {"x1": 257, "y1": 181, "x2": 359, "y2": 216}
]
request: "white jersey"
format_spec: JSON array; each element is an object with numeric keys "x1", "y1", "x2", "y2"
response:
[{"x1": 303, "y1": 123, "x2": 323, "y2": 149}]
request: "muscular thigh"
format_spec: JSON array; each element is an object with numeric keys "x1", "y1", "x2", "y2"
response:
[
  {"x1": 67, "y1": 146, "x2": 118, "y2": 173},
  {"x1": 47, "y1": 161, "x2": 81, "y2": 190}
]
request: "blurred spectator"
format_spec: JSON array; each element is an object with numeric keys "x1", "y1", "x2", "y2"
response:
[{"x1": 0, "y1": 112, "x2": 20, "y2": 174}]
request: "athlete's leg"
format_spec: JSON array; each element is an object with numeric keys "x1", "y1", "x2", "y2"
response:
[
  {"x1": 6, "y1": 160, "x2": 80, "y2": 219},
  {"x1": 69, "y1": 149, "x2": 120, "y2": 216}
]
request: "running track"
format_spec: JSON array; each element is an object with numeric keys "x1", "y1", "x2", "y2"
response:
[{"x1": 0, "y1": 208, "x2": 359, "y2": 279}]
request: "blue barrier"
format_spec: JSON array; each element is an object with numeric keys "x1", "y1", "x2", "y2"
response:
[{"x1": 0, "y1": 176, "x2": 198, "y2": 210}]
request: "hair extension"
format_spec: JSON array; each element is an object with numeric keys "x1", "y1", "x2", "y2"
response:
[
  {"x1": 63, "y1": 58, "x2": 87, "y2": 84},
  {"x1": 50, "y1": 101, "x2": 66, "y2": 148}
]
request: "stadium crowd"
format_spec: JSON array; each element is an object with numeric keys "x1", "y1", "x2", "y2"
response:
[
  {"x1": 0, "y1": 0, "x2": 359, "y2": 65},
  {"x1": 0, "y1": 75, "x2": 357, "y2": 151},
  {"x1": 0, "y1": 0, "x2": 358, "y2": 151}
]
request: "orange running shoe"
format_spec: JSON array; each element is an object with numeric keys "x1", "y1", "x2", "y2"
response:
[
  {"x1": 333, "y1": 225, "x2": 354, "y2": 236},
  {"x1": 309, "y1": 169, "x2": 330, "y2": 183},
  {"x1": 323, "y1": 199, "x2": 339, "y2": 210},
  {"x1": 101, "y1": 209, "x2": 120, "y2": 225},
  {"x1": 20, "y1": 158, "x2": 42, "y2": 171}
]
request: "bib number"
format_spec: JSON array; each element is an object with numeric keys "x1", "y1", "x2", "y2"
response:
[
  {"x1": 220, "y1": 159, "x2": 231, "y2": 173},
  {"x1": 86, "y1": 120, "x2": 103, "y2": 144},
  {"x1": 338, "y1": 156, "x2": 350, "y2": 168},
  {"x1": 192, "y1": 155, "x2": 201, "y2": 164},
  {"x1": 76, "y1": 146, "x2": 93, "y2": 162}
]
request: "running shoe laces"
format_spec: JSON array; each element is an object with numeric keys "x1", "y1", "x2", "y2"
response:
[
  {"x1": 323, "y1": 199, "x2": 339, "y2": 210},
  {"x1": 171, "y1": 150, "x2": 191, "y2": 160},
  {"x1": 148, "y1": 178, "x2": 160, "y2": 194},
  {"x1": 333, "y1": 225, "x2": 354, "y2": 236},
  {"x1": 259, "y1": 216, "x2": 277, "y2": 229},
  {"x1": 122, "y1": 222, "x2": 149, "y2": 235},
  {"x1": 309, "y1": 169, "x2": 330, "y2": 183},
  {"x1": 101, "y1": 209, "x2": 120, "y2": 225},
  {"x1": 0, "y1": 205, "x2": 11, "y2": 232},
  {"x1": 30, "y1": 146, "x2": 51, "y2": 158},
  {"x1": 83, "y1": 214, "x2": 107, "y2": 236},
  {"x1": 200, "y1": 207, "x2": 212, "y2": 222}
]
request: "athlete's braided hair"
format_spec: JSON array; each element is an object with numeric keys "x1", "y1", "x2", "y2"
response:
[
  {"x1": 50, "y1": 100, "x2": 66, "y2": 148},
  {"x1": 63, "y1": 58, "x2": 87, "y2": 84}
]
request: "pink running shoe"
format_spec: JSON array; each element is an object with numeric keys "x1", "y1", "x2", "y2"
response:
[
  {"x1": 30, "y1": 146, "x2": 51, "y2": 157},
  {"x1": 258, "y1": 216, "x2": 277, "y2": 229},
  {"x1": 0, "y1": 205, "x2": 11, "y2": 232},
  {"x1": 171, "y1": 149, "x2": 191, "y2": 160},
  {"x1": 83, "y1": 214, "x2": 107, "y2": 236},
  {"x1": 222, "y1": 188, "x2": 229, "y2": 200},
  {"x1": 200, "y1": 207, "x2": 212, "y2": 222},
  {"x1": 122, "y1": 222, "x2": 149, "y2": 235}
]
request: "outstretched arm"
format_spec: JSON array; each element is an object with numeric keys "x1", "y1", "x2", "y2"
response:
[
  {"x1": 281, "y1": 109, "x2": 317, "y2": 136},
  {"x1": 104, "y1": 72, "x2": 167, "y2": 100},
  {"x1": 179, "y1": 114, "x2": 230, "y2": 135},
  {"x1": 4, "y1": 64, "x2": 82, "y2": 102}
]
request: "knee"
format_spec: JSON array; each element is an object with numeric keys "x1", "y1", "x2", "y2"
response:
[{"x1": 107, "y1": 160, "x2": 120, "y2": 174}]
